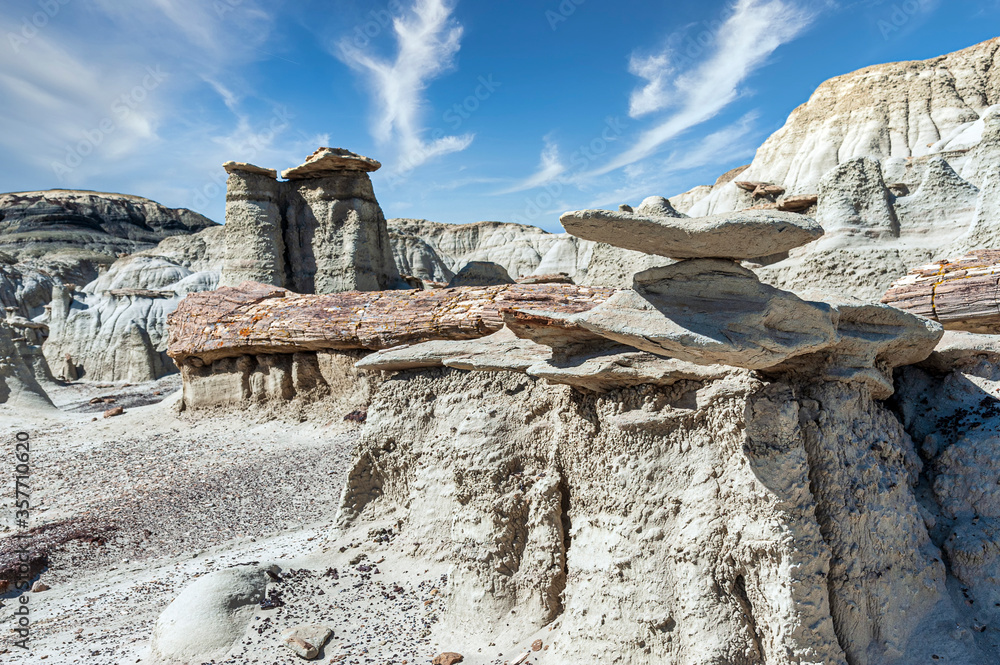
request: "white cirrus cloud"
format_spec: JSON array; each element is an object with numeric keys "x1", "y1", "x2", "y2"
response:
[
  {"x1": 592, "y1": 0, "x2": 814, "y2": 176},
  {"x1": 497, "y1": 134, "x2": 567, "y2": 194},
  {"x1": 586, "y1": 113, "x2": 761, "y2": 209},
  {"x1": 627, "y1": 52, "x2": 673, "y2": 118},
  {"x1": 337, "y1": 0, "x2": 473, "y2": 175}
]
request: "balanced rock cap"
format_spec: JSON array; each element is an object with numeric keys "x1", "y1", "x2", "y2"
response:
[
  {"x1": 559, "y1": 208, "x2": 824, "y2": 260},
  {"x1": 222, "y1": 161, "x2": 278, "y2": 178},
  {"x1": 281, "y1": 147, "x2": 381, "y2": 179}
]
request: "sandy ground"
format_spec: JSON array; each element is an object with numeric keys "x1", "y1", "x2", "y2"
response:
[{"x1": 0, "y1": 378, "x2": 557, "y2": 665}]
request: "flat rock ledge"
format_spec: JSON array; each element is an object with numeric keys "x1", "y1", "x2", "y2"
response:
[
  {"x1": 559, "y1": 208, "x2": 823, "y2": 259},
  {"x1": 281, "y1": 147, "x2": 381, "y2": 179}
]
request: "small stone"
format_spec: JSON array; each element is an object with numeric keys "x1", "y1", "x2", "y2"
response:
[
  {"x1": 31, "y1": 581, "x2": 49, "y2": 592},
  {"x1": 285, "y1": 636, "x2": 318, "y2": 659},
  {"x1": 103, "y1": 406, "x2": 124, "y2": 418},
  {"x1": 531, "y1": 640, "x2": 542, "y2": 652},
  {"x1": 432, "y1": 653, "x2": 463, "y2": 665},
  {"x1": 280, "y1": 624, "x2": 332, "y2": 660}
]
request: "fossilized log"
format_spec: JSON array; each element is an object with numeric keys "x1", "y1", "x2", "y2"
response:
[
  {"x1": 881, "y1": 250, "x2": 1000, "y2": 332},
  {"x1": 167, "y1": 281, "x2": 615, "y2": 363}
]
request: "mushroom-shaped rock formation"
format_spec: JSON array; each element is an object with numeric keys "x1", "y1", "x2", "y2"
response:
[
  {"x1": 559, "y1": 208, "x2": 823, "y2": 260},
  {"x1": 219, "y1": 148, "x2": 400, "y2": 294}
]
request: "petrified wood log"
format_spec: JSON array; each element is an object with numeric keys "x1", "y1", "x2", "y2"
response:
[
  {"x1": 167, "y1": 281, "x2": 615, "y2": 363},
  {"x1": 881, "y1": 250, "x2": 1000, "y2": 332}
]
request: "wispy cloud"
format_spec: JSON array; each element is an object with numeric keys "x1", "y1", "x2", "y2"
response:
[
  {"x1": 592, "y1": 0, "x2": 813, "y2": 176},
  {"x1": 497, "y1": 134, "x2": 567, "y2": 194},
  {"x1": 0, "y1": 23, "x2": 163, "y2": 179},
  {"x1": 337, "y1": 0, "x2": 473, "y2": 174},
  {"x1": 628, "y1": 52, "x2": 672, "y2": 118},
  {"x1": 586, "y1": 113, "x2": 760, "y2": 208}
]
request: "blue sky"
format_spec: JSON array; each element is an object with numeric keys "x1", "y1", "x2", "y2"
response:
[{"x1": 0, "y1": 0, "x2": 997, "y2": 232}]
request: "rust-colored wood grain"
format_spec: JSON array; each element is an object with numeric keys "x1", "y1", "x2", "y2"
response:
[
  {"x1": 882, "y1": 250, "x2": 1000, "y2": 332},
  {"x1": 167, "y1": 281, "x2": 615, "y2": 363}
]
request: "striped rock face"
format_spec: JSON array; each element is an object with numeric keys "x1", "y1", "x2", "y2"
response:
[{"x1": 881, "y1": 250, "x2": 1000, "y2": 333}]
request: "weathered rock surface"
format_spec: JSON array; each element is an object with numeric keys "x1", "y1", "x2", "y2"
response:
[
  {"x1": 43, "y1": 226, "x2": 225, "y2": 382},
  {"x1": 881, "y1": 250, "x2": 1000, "y2": 332},
  {"x1": 532, "y1": 260, "x2": 839, "y2": 369},
  {"x1": 356, "y1": 327, "x2": 550, "y2": 373},
  {"x1": 0, "y1": 257, "x2": 54, "y2": 318},
  {"x1": 634, "y1": 195, "x2": 683, "y2": 217},
  {"x1": 920, "y1": 330, "x2": 1000, "y2": 372},
  {"x1": 446, "y1": 261, "x2": 514, "y2": 288},
  {"x1": 690, "y1": 38, "x2": 1000, "y2": 217},
  {"x1": 812, "y1": 157, "x2": 899, "y2": 244},
  {"x1": 652, "y1": 39, "x2": 1000, "y2": 302},
  {"x1": 668, "y1": 184, "x2": 714, "y2": 213},
  {"x1": 280, "y1": 624, "x2": 332, "y2": 660},
  {"x1": 770, "y1": 293, "x2": 943, "y2": 398},
  {"x1": 388, "y1": 218, "x2": 575, "y2": 282},
  {"x1": 574, "y1": 242, "x2": 673, "y2": 289},
  {"x1": 219, "y1": 149, "x2": 402, "y2": 294},
  {"x1": 337, "y1": 367, "x2": 983, "y2": 664},
  {"x1": 0, "y1": 189, "x2": 217, "y2": 276},
  {"x1": 151, "y1": 564, "x2": 276, "y2": 663},
  {"x1": 525, "y1": 347, "x2": 729, "y2": 393},
  {"x1": 894, "y1": 351, "x2": 1000, "y2": 663},
  {"x1": 390, "y1": 231, "x2": 456, "y2": 284},
  {"x1": 179, "y1": 348, "x2": 381, "y2": 411},
  {"x1": 560, "y1": 208, "x2": 823, "y2": 260},
  {"x1": 281, "y1": 147, "x2": 381, "y2": 179},
  {"x1": 223, "y1": 161, "x2": 277, "y2": 178},
  {"x1": 220, "y1": 166, "x2": 285, "y2": 288},
  {"x1": 0, "y1": 320, "x2": 52, "y2": 408},
  {"x1": 167, "y1": 281, "x2": 614, "y2": 365}
]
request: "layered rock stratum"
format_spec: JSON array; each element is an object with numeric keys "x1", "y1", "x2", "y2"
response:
[{"x1": 0, "y1": 189, "x2": 216, "y2": 281}]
